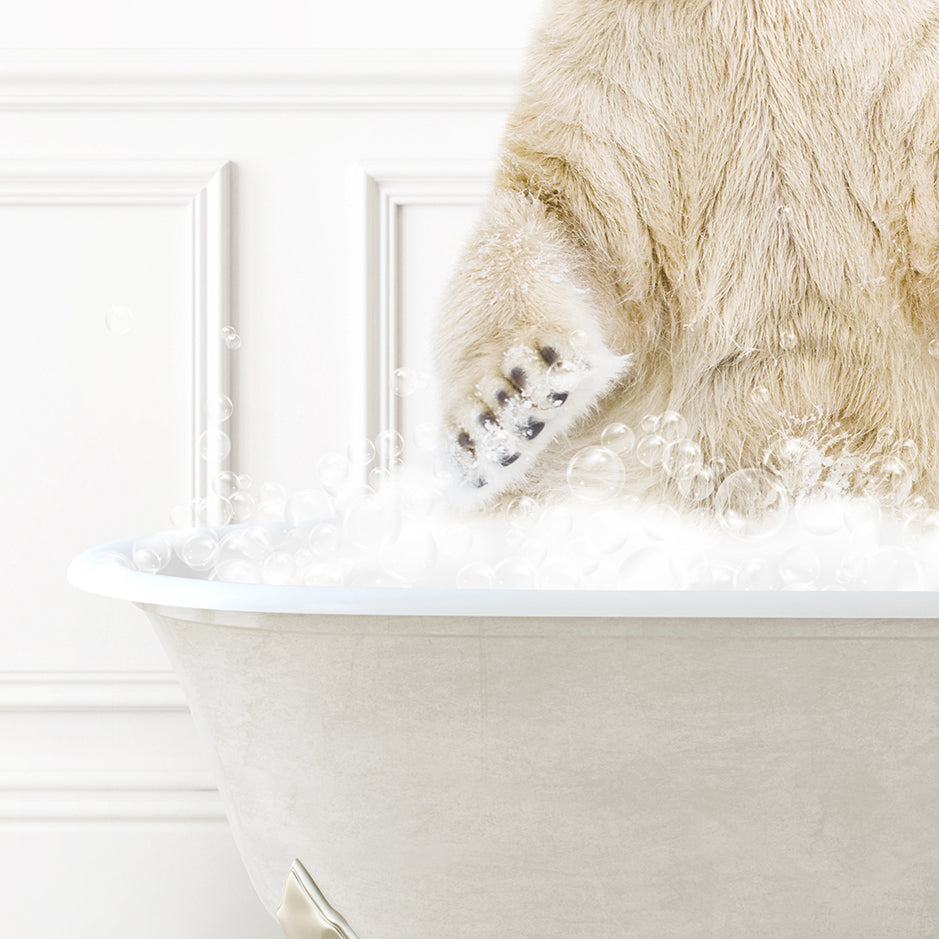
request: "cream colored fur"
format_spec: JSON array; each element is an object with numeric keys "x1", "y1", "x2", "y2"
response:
[{"x1": 434, "y1": 0, "x2": 939, "y2": 510}]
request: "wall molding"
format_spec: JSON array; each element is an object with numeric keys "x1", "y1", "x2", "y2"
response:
[
  {"x1": 361, "y1": 161, "x2": 488, "y2": 469},
  {"x1": 0, "y1": 670, "x2": 225, "y2": 823},
  {"x1": 0, "y1": 49, "x2": 523, "y2": 111},
  {"x1": 0, "y1": 159, "x2": 232, "y2": 518}
]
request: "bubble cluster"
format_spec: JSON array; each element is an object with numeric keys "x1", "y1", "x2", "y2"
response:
[{"x1": 117, "y1": 410, "x2": 939, "y2": 592}]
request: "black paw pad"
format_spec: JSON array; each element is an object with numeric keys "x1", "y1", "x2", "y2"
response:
[
  {"x1": 509, "y1": 366, "x2": 528, "y2": 390},
  {"x1": 499, "y1": 452, "x2": 521, "y2": 467},
  {"x1": 549, "y1": 392, "x2": 568, "y2": 407},
  {"x1": 540, "y1": 346, "x2": 560, "y2": 366},
  {"x1": 457, "y1": 431, "x2": 475, "y2": 453},
  {"x1": 495, "y1": 389, "x2": 510, "y2": 407},
  {"x1": 520, "y1": 419, "x2": 545, "y2": 440},
  {"x1": 478, "y1": 411, "x2": 498, "y2": 429}
]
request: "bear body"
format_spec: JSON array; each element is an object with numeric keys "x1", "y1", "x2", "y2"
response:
[{"x1": 434, "y1": 0, "x2": 939, "y2": 511}]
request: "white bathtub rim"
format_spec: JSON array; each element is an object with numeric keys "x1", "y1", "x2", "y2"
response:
[{"x1": 67, "y1": 534, "x2": 939, "y2": 619}]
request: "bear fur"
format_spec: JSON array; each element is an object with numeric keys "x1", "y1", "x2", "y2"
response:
[{"x1": 434, "y1": 0, "x2": 939, "y2": 512}]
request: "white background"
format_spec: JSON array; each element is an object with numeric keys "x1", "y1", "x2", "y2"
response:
[{"x1": 0, "y1": 1, "x2": 534, "y2": 936}]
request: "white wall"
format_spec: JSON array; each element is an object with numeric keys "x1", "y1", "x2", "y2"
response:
[
  {"x1": 0, "y1": 42, "x2": 524, "y2": 939},
  {"x1": 0, "y1": 0, "x2": 543, "y2": 48}
]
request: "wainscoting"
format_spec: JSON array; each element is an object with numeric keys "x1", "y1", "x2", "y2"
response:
[{"x1": 0, "y1": 49, "x2": 518, "y2": 938}]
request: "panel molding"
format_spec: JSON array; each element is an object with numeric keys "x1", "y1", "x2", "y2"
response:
[
  {"x1": 0, "y1": 159, "x2": 232, "y2": 518},
  {"x1": 0, "y1": 49, "x2": 522, "y2": 111},
  {"x1": 0, "y1": 670, "x2": 224, "y2": 823},
  {"x1": 361, "y1": 161, "x2": 488, "y2": 469}
]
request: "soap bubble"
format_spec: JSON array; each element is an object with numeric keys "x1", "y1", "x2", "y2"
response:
[
  {"x1": 206, "y1": 393, "x2": 233, "y2": 423},
  {"x1": 393, "y1": 367, "x2": 420, "y2": 397},
  {"x1": 132, "y1": 535, "x2": 172, "y2": 573},
  {"x1": 763, "y1": 436, "x2": 822, "y2": 493},
  {"x1": 537, "y1": 561, "x2": 583, "y2": 590},
  {"x1": 861, "y1": 454, "x2": 913, "y2": 505},
  {"x1": 376, "y1": 429, "x2": 405, "y2": 466},
  {"x1": 100, "y1": 551, "x2": 134, "y2": 570},
  {"x1": 504, "y1": 494, "x2": 540, "y2": 526},
  {"x1": 307, "y1": 521, "x2": 342, "y2": 558},
  {"x1": 199, "y1": 430, "x2": 232, "y2": 461},
  {"x1": 538, "y1": 504, "x2": 574, "y2": 538},
  {"x1": 439, "y1": 522, "x2": 474, "y2": 558},
  {"x1": 301, "y1": 563, "x2": 344, "y2": 587},
  {"x1": 178, "y1": 529, "x2": 220, "y2": 571},
  {"x1": 658, "y1": 410, "x2": 688, "y2": 443},
  {"x1": 780, "y1": 329, "x2": 798, "y2": 350},
  {"x1": 347, "y1": 438, "x2": 376, "y2": 468},
  {"x1": 617, "y1": 546, "x2": 680, "y2": 589},
  {"x1": 456, "y1": 562, "x2": 496, "y2": 589},
  {"x1": 714, "y1": 467, "x2": 791, "y2": 536},
  {"x1": 566, "y1": 446, "x2": 625, "y2": 502},
  {"x1": 229, "y1": 491, "x2": 256, "y2": 523},
  {"x1": 494, "y1": 557, "x2": 539, "y2": 588},
  {"x1": 779, "y1": 546, "x2": 820, "y2": 587},
  {"x1": 600, "y1": 423, "x2": 635, "y2": 454},
  {"x1": 640, "y1": 413, "x2": 660, "y2": 434},
  {"x1": 676, "y1": 464, "x2": 717, "y2": 503},
  {"x1": 844, "y1": 497, "x2": 881, "y2": 532},
  {"x1": 635, "y1": 434, "x2": 667, "y2": 468},
  {"x1": 105, "y1": 306, "x2": 134, "y2": 335},
  {"x1": 221, "y1": 325, "x2": 242, "y2": 350},
  {"x1": 220, "y1": 526, "x2": 273, "y2": 563},
  {"x1": 211, "y1": 559, "x2": 261, "y2": 584},
  {"x1": 738, "y1": 557, "x2": 776, "y2": 590},
  {"x1": 286, "y1": 488, "x2": 333, "y2": 526},
  {"x1": 899, "y1": 439, "x2": 919, "y2": 463},
  {"x1": 836, "y1": 553, "x2": 868, "y2": 587},
  {"x1": 929, "y1": 338, "x2": 939, "y2": 359},
  {"x1": 369, "y1": 467, "x2": 393, "y2": 490},
  {"x1": 212, "y1": 470, "x2": 241, "y2": 499},
  {"x1": 752, "y1": 386, "x2": 771, "y2": 405},
  {"x1": 663, "y1": 439, "x2": 703, "y2": 478}
]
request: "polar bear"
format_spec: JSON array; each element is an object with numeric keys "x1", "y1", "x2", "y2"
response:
[{"x1": 434, "y1": 0, "x2": 939, "y2": 513}]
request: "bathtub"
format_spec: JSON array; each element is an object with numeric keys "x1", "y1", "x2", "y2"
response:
[{"x1": 68, "y1": 532, "x2": 939, "y2": 938}]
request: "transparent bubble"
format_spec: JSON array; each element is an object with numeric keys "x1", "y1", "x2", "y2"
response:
[
  {"x1": 344, "y1": 493, "x2": 401, "y2": 550},
  {"x1": 212, "y1": 470, "x2": 241, "y2": 498},
  {"x1": 569, "y1": 329, "x2": 589, "y2": 350},
  {"x1": 538, "y1": 505, "x2": 574, "y2": 539},
  {"x1": 588, "y1": 507, "x2": 632, "y2": 553},
  {"x1": 566, "y1": 446, "x2": 625, "y2": 503},
  {"x1": 504, "y1": 494, "x2": 540, "y2": 526},
  {"x1": 875, "y1": 428, "x2": 897, "y2": 451},
  {"x1": 709, "y1": 562, "x2": 738, "y2": 590},
  {"x1": 206, "y1": 393, "x2": 233, "y2": 423},
  {"x1": 844, "y1": 497, "x2": 881, "y2": 532},
  {"x1": 600, "y1": 423, "x2": 635, "y2": 454},
  {"x1": 211, "y1": 559, "x2": 261, "y2": 584},
  {"x1": 763, "y1": 436, "x2": 822, "y2": 493},
  {"x1": 903, "y1": 494, "x2": 930, "y2": 522},
  {"x1": 663, "y1": 439, "x2": 703, "y2": 478},
  {"x1": 929, "y1": 338, "x2": 939, "y2": 359},
  {"x1": 286, "y1": 488, "x2": 334, "y2": 526},
  {"x1": 456, "y1": 562, "x2": 496, "y2": 589},
  {"x1": 836, "y1": 553, "x2": 868, "y2": 587},
  {"x1": 105, "y1": 306, "x2": 134, "y2": 335},
  {"x1": 635, "y1": 434, "x2": 667, "y2": 469},
  {"x1": 376, "y1": 429, "x2": 405, "y2": 466},
  {"x1": 641, "y1": 504, "x2": 679, "y2": 541},
  {"x1": 308, "y1": 520, "x2": 342, "y2": 558},
  {"x1": 262, "y1": 551, "x2": 296, "y2": 585},
  {"x1": 229, "y1": 491, "x2": 256, "y2": 523},
  {"x1": 199, "y1": 430, "x2": 232, "y2": 461},
  {"x1": 178, "y1": 529, "x2": 220, "y2": 571},
  {"x1": 347, "y1": 438, "x2": 376, "y2": 467},
  {"x1": 412, "y1": 422, "x2": 439, "y2": 454},
  {"x1": 639, "y1": 413, "x2": 660, "y2": 434},
  {"x1": 220, "y1": 526, "x2": 273, "y2": 563},
  {"x1": 714, "y1": 467, "x2": 791, "y2": 536},
  {"x1": 237, "y1": 473, "x2": 253, "y2": 491},
  {"x1": 865, "y1": 546, "x2": 921, "y2": 590},
  {"x1": 494, "y1": 557, "x2": 539, "y2": 588},
  {"x1": 173, "y1": 496, "x2": 232, "y2": 527},
  {"x1": 861, "y1": 454, "x2": 913, "y2": 505},
  {"x1": 221, "y1": 325, "x2": 242, "y2": 350},
  {"x1": 100, "y1": 551, "x2": 133, "y2": 570},
  {"x1": 260, "y1": 481, "x2": 286, "y2": 504},
  {"x1": 393, "y1": 367, "x2": 420, "y2": 397},
  {"x1": 439, "y1": 522, "x2": 474, "y2": 559},
  {"x1": 676, "y1": 463, "x2": 717, "y2": 503},
  {"x1": 779, "y1": 546, "x2": 820, "y2": 587},
  {"x1": 301, "y1": 563, "x2": 344, "y2": 587},
  {"x1": 780, "y1": 329, "x2": 798, "y2": 350},
  {"x1": 795, "y1": 486, "x2": 845, "y2": 536},
  {"x1": 131, "y1": 535, "x2": 172, "y2": 573},
  {"x1": 899, "y1": 438, "x2": 919, "y2": 464},
  {"x1": 658, "y1": 410, "x2": 688, "y2": 443},
  {"x1": 752, "y1": 386, "x2": 771, "y2": 405},
  {"x1": 380, "y1": 530, "x2": 438, "y2": 581},
  {"x1": 315, "y1": 452, "x2": 350, "y2": 494},
  {"x1": 738, "y1": 557, "x2": 776, "y2": 590}
]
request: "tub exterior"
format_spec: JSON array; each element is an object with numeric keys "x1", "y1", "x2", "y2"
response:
[{"x1": 141, "y1": 603, "x2": 939, "y2": 939}]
